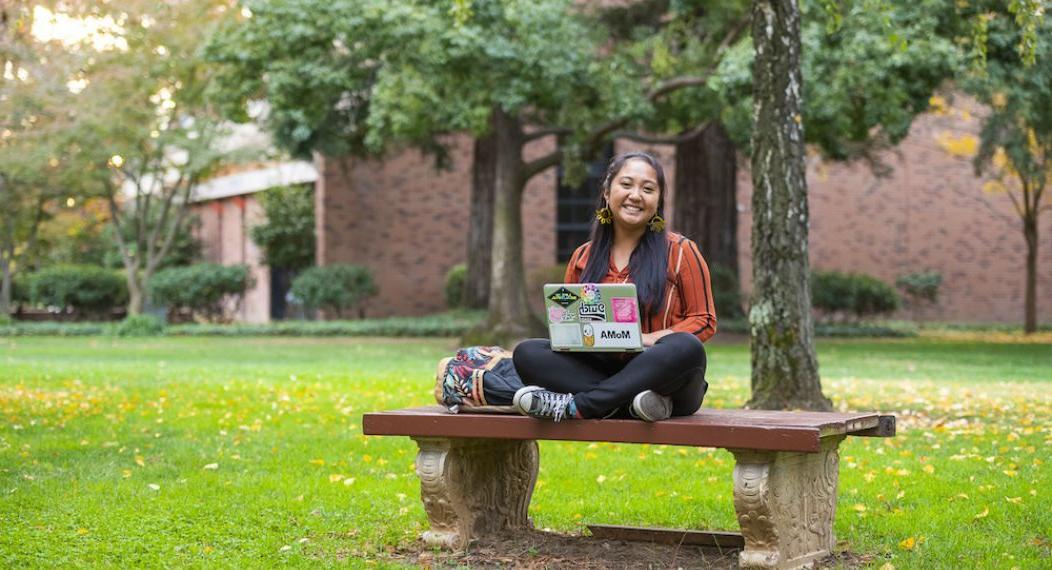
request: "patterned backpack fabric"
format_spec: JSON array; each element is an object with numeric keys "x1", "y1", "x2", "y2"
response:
[{"x1": 434, "y1": 346, "x2": 523, "y2": 413}]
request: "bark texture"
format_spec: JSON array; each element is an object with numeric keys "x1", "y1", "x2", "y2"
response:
[
  {"x1": 746, "y1": 0, "x2": 831, "y2": 411},
  {"x1": 1023, "y1": 215, "x2": 1037, "y2": 333},
  {"x1": 479, "y1": 108, "x2": 543, "y2": 344},
  {"x1": 465, "y1": 132, "x2": 496, "y2": 310},
  {"x1": 673, "y1": 122, "x2": 739, "y2": 275}
]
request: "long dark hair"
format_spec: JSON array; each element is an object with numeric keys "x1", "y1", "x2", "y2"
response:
[{"x1": 580, "y1": 151, "x2": 669, "y2": 316}]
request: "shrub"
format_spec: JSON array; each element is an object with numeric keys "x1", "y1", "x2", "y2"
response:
[
  {"x1": 28, "y1": 264, "x2": 128, "y2": 317},
  {"x1": 249, "y1": 185, "x2": 315, "y2": 271},
  {"x1": 710, "y1": 264, "x2": 744, "y2": 319},
  {"x1": 290, "y1": 264, "x2": 377, "y2": 318},
  {"x1": 149, "y1": 264, "x2": 254, "y2": 322},
  {"x1": 116, "y1": 314, "x2": 166, "y2": 336},
  {"x1": 444, "y1": 264, "x2": 468, "y2": 309},
  {"x1": 811, "y1": 270, "x2": 899, "y2": 320},
  {"x1": 896, "y1": 271, "x2": 942, "y2": 304}
]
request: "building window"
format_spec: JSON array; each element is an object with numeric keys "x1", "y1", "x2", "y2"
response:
[{"x1": 556, "y1": 145, "x2": 613, "y2": 262}]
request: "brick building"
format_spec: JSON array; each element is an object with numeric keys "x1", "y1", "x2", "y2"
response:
[{"x1": 198, "y1": 106, "x2": 1051, "y2": 325}]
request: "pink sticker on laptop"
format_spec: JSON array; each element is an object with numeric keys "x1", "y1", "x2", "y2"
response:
[{"x1": 611, "y1": 297, "x2": 638, "y2": 323}]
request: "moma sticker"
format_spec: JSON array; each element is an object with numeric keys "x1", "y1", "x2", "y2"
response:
[
  {"x1": 592, "y1": 323, "x2": 640, "y2": 348},
  {"x1": 547, "y1": 286, "x2": 580, "y2": 308}
]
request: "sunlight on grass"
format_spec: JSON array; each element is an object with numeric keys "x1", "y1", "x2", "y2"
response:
[{"x1": 1, "y1": 336, "x2": 1049, "y2": 567}]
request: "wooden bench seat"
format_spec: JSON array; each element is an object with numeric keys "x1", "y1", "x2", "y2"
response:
[{"x1": 363, "y1": 406, "x2": 895, "y2": 569}]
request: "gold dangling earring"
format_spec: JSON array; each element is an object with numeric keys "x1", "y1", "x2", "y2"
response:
[
  {"x1": 648, "y1": 214, "x2": 665, "y2": 233},
  {"x1": 595, "y1": 203, "x2": 613, "y2": 225}
]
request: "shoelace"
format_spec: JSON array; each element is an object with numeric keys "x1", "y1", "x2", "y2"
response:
[{"x1": 533, "y1": 391, "x2": 573, "y2": 422}]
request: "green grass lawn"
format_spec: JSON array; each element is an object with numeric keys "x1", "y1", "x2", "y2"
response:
[{"x1": 1, "y1": 334, "x2": 1049, "y2": 568}]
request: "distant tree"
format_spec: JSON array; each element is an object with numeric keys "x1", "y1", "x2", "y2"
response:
[
  {"x1": 249, "y1": 185, "x2": 315, "y2": 272},
  {"x1": 0, "y1": 2, "x2": 85, "y2": 316},
  {"x1": 66, "y1": 0, "x2": 235, "y2": 315},
  {"x1": 961, "y1": 4, "x2": 1050, "y2": 333}
]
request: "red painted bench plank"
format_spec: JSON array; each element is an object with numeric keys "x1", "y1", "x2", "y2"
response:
[{"x1": 363, "y1": 406, "x2": 889, "y2": 453}]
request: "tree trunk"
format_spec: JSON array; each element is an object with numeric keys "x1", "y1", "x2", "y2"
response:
[
  {"x1": 674, "y1": 122, "x2": 741, "y2": 316},
  {"x1": 675, "y1": 122, "x2": 739, "y2": 273},
  {"x1": 127, "y1": 274, "x2": 144, "y2": 316},
  {"x1": 1023, "y1": 215, "x2": 1038, "y2": 334},
  {"x1": 475, "y1": 108, "x2": 542, "y2": 344},
  {"x1": 746, "y1": 0, "x2": 831, "y2": 411},
  {"x1": 0, "y1": 255, "x2": 12, "y2": 317},
  {"x1": 465, "y1": 131, "x2": 496, "y2": 309}
]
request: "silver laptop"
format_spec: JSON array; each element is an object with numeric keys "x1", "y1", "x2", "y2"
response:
[{"x1": 543, "y1": 283, "x2": 644, "y2": 352}]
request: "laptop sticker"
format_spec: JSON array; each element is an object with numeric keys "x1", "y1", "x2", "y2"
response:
[
  {"x1": 581, "y1": 283, "x2": 601, "y2": 304},
  {"x1": 611, "y1": 297, "x2": 638, "y2": 323},
  {"x1": 547, "y1": 305, "x2": 576, "y2": 323},
  {"x1": 582, "y1": 324, "x2": 594, "y2": 347},
  {"x1": 578, "y1": 303, "x2": 607, "y2": 321},
  {"x1": 592, "y1": 323, "x2": 640, "y2": 348},
  {"x1": 547, "y1": 286, "x2": 581, "y2": 308},
  {"x1": 550, "y1": 323, "x2": 583, "y2": 346}
]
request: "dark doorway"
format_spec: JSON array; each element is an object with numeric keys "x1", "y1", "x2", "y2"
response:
[{"x1": 270, "y1": 267, "x2": 294, "y2": 320}]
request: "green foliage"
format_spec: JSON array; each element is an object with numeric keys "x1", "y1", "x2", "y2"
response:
[
  {"x1": 811, "y1": 270, "x2": 900, "y2": 320},
  {"x1": 208, "y1": 0, "x2": 623, "y2": 162},
  {"x1": 116, "y1": 314, "x2": 166, "y2": 337},
  {"x1": 289, "y1": 264, "x2": 378, "y2": 317},
  {"x1": 148, "y1": 264, "x2": 254, "y2": 322},
  {"x1": 444, "y1": 264, "x2": 468, "y2": 310},
  {"x1": 249, "y1": 185, "x2": 316, "y2": 271},
  {"x1": 101, "y1": 213, "x2": 203, "y2": 271},
  {"x1": 896, "y1": 271, "x2": 943, "y2": 304},
  {"x1": 709, "y1": 0, "x2": 960, "y2": 159},
  {"x1": 28, "y1": 265, "x2": 128, "y2": 316},
  {"x1": 709, "y1": 264, "x2": 744, "y2": 320}
]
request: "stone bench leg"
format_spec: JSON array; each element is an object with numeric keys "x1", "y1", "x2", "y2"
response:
[
  {"x1": 411, "y1": 437, "x2": 539, "y2": 549},
  {"x1": 731, "y1": 436, "x2": 845, "y2": 569}
]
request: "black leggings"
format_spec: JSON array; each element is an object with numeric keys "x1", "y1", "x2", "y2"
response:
[{"x1": 512, "y1": 332, "x2": 708, "y2": 419}]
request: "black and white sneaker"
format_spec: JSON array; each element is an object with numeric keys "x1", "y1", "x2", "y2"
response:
[
  {"x1": 513, "y1": 386, "x2": 576, "y2": 422},
  {"x1": 630, "y1": 390, "x2": 673, "y2": 422}
]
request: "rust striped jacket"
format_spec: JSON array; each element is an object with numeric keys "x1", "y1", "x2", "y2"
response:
[{"x1": 564, "y1": 232, "x2": 717, "y2": 343}]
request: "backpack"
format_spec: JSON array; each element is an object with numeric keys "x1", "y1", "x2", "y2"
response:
[{"x1": 434, "y1": 346, "x2": 523, "y2": 413}]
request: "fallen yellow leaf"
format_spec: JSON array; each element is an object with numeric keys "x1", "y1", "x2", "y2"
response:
[
  {"x1": 328, "y1": 474, "x2": 345, "y2": 483},
  {"x1": 923, "y1": 464, "x2": 935, "y2": 474},
  {"x1": 135, "y1": 455, "x2": 145, "y2": 467},
  {"x1": 596, "y1": 475, "x2": 606, "y2": 484},
  {"x1": 1005, "y1": 496, "x2": 1023, "y2": 504},
  {"x1": 308, "y1": 458, "x2": 325, "y2": 466},
  {"x1": 974, "y1": 506, "x2": 989, "y2": 520},
  {"x1": 203, "y1": 463, "x2": 219, "y2": 470},
  {"x1": 899, "y1": 536, "x2": 917, "y2": 550}
]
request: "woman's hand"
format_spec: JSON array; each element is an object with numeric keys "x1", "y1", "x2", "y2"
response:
[{"x1": 641, "y1": 330, "x2": 674, "y2": 347}]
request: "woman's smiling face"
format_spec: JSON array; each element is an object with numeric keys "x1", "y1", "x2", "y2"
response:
[{"x1": 604, "y1": 158, "x2": 661, "y2": 231}]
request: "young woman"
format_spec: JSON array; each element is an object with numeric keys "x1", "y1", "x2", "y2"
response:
[{"x1": 512, "y1": 151, "x2": 716, "y2": 422}]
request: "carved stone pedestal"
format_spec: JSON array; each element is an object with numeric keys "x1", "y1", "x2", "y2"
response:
[
  {"x1": 411, "y1": 437, "x2": 539, "y2": 549},
  {"x1": 731, "y1": 436, "x2": 845, "y2": 569}
]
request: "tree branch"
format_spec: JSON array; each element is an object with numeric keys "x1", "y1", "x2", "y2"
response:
[
  {"x1": 523, "y1": 127, "x2": 570, "y2": 143},
  {"x1": 611, "y1": 121, "x2": 712, "y2": 145},
  {"x1": 521, "y1": 149, "x2": 563, "y2": 182}
]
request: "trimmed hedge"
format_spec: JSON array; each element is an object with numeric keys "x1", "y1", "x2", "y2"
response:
[
  {"x1": 718, "y1": 318, "x2": 917, "y2": 338},
  {"x1": 28, "y1": 264, "x2": 127, "y2": 316},
  {"x1": 710, "y1": 264, "x2": 744, "y2": 319},
  {"x1": 290, "y1": 264, "x2": 377, "y2": 317},
  {"x1": 0, "y1": 310, "x2": 484, "y2": 337},
  {"x1": 444, "y1": 264, "x2": 467, "y2": 309},
  {"x1": 149, "y1": 264, "x2": 253, "y2": 322},
  {"x1": 811, "y1": 270, "x2": 899, "y2": 320}
]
